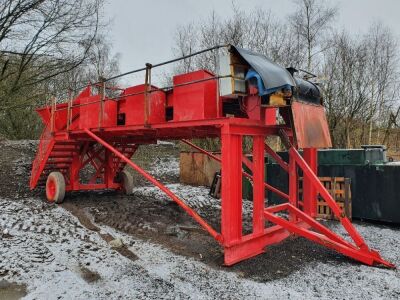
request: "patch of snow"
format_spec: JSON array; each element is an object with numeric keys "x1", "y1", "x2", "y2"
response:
[
  {"x1": 1, "y1": 197, "x2": 399, "y2": 299},
  {"x1": 157, "y1": 140, "x2": 176, "y2": 146},
  {"x1": 148, "y1": 156, "x2": 179, "y2": 179}
]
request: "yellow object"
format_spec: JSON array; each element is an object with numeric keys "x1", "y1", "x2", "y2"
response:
[{"x1": 269, "y1": 92, "x2": 286, "y2": 106}]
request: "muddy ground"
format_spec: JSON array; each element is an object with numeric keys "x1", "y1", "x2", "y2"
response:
[{"x1": 0, "y1": 139, "x2": 399, "y2": 299}]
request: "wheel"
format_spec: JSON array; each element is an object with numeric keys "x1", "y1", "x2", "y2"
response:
[
  {"x1": 46, "y1": 171, "x2": 66, "y2": 203},
  {"x1": 121, "y1": 170, "x2": 134, "y2": 195}
]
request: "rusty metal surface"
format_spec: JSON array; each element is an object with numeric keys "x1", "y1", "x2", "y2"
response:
[{"x1": 291, "y1": 101, "x2": 332, "y2": 148}]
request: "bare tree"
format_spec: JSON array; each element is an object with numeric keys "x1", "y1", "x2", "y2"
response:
[
  {"x1": 289, "y1": 0, "x2": 337, "y2": 71},
  {"x1": 172, "y1": 2, "x2": 400, "y2": 151},
  {"x1": 321, "y1": 26, "x2": 399, "y2": 148},
  {"x1": 0, "y1": 0, "x2": 106, "y2": 139},
  {"x1": 363, "y1": 23, "x2": 398, "y2": 144}
]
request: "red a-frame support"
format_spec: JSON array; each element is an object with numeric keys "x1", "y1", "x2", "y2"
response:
[{"x1": 82, "y1": 119, "x2": 393, "y2": 268}]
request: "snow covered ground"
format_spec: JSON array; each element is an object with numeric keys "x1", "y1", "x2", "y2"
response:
[
  {"x1": 1, "y1": 195, "x2": 399, "y2": 299},
  {"x1": 0, "y1": 140, "x2": 399, "y2": 299}
]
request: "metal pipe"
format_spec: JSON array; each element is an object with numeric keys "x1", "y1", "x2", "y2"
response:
[
  {"x1": 50, "y1": 97, "x2": 56, "y2": 133},
  {"x1": 144, "y1": 63, "x2": 152, "y2": 127},
  {"x1": 52, "y1": 75, "x2": 232, "y2": 113},
  {"x1": 99, "y1": 79, "x2": 106, "y2": 128},
  {"x1": 74, "y1": 44, "x2": 229, "y2": 92}
]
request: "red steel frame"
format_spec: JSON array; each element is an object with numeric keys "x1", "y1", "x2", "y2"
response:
[
  {"x1": 31, "y1": 117, "x2": 393, "y2": 268},
  {"x1": 29, "y1": 44, "x2": 395, "y2": 268}
]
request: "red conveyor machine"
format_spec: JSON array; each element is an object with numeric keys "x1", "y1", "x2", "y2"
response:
[{"x1": 30, "y1": 45, "x2": 394, "y2": 268}]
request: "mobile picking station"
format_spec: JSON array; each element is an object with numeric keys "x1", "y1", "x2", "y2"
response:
[{"x1": 30, "y1": 44, "x2": 394, "y2": 268}]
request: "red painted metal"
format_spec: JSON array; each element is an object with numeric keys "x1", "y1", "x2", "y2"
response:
[
  {"x1": 291, "y1": 101, "x2": 332, "y2": 148},
  {"x1": 84, "y1": 128, "x2": 222, "y2": 242},
  {"x1": 79, "y1": 95, "x2": 117, "y2": 129},
  {"x1": 173, "y1": 70, "x2": 218, "y2": 121},
  {"x1": 181, "y1": 139, "x2": 289, "y2": 200},
  {"x1": 302, "y1": 148, "x2": 318, "y2": 217},
  {"x1": 252, "y1": 135, "x2": 265, "y2": 235},
  {"x1": 119, "y1": 84, "x2": 166, "y2": 125},
  {"x1": 29, "y1": 60, "x2": 394, "y2": 268},
  {"x1": 264, "y1": 142, "x2": 288, "y2": 172},
  {"x1": 264, "y1": 107, "x2": 276, "y2": 126},
  {"x1": 46, "y1": 176, "x2": 56, "y2": 201}
]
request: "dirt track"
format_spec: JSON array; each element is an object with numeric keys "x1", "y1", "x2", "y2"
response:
[{"x1": 0, "y1": 140, "x2": 400, "y2": 299}]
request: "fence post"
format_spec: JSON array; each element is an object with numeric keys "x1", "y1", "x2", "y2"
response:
[
  {"x1": 50, "y1": 97, "x2": 56, "y2": 134},
  {"x1": 98, "y1": 78, "x2": 106, "y2": 128},
  {"x1": 66, "y1": 89, "x2": 72, "y2": 131},
  {"x1": 144, "y1": 63, "x2": 152, "y2": 127}
]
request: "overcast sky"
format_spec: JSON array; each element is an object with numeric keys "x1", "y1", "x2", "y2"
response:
[{"x1": 104, "y1": 0, "x2": 400, "y2": 75}]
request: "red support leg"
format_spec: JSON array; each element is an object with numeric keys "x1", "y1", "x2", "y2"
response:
[
  {"x1": 252, "y1": 135, "x2": 265, "y2": 235},
  {"x1": 303, "y1": 148, "x2": 317, "y2": 217},
  {"x1": 287, "y1": 147, "x2": 394, "y2": 268},
  {"x1": 69, "y1": 152, "x2": 80, "y2": 190},
  {"x1": 104, "y1": 149, "x2": 114, "y2": 188},
  {"x1": 288, "y1": 150, "x2": 298, "y2": 221},
  {"x1": 221, "y1": 125, "x2": 243, "y2": 248},
  {"x1": 264, "y1": 210, "x2": 379, "y2": 266}
]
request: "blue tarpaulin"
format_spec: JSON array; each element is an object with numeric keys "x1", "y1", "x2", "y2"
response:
[{"x1": 245, "y1": 68, "x2": 292, "y2": 95}]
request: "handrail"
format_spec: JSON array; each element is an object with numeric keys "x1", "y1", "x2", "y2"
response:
[
  {"x1": 52, "y1": 75, "x2": 232, "y2": 112},
  {"x1": 74, "y1": 44, "x2": 229, "y2": 93},
  {"x1": 48, "y1": 44, "x2": 230, "y2": 132}
]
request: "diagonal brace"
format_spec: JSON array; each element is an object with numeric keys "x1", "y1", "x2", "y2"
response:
[
  {"x1": 264, "y1": 208, "x2": 394, "y2": 268},
  {"x1": 181, "y1": 139, "x2": 289, "y2": 200},
  {"x1": 85, "y1": 129, "x2": 222, "y2": 243}
]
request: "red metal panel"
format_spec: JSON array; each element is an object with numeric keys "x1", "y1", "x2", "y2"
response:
[
  {"x1": 291, "y1": 101, "x2": 332, "y2": 148},
  {"x1": 302, "y1": 148, "x2": 317, "y2": 217},
  {"x1": 265, "y1": 107, "x2": 276, "y2": 125},
  {"x1": 288, "y1": 153, "x2": 298, "y2": 222},
  {"x1": 221, "y1": 125, "x2": 243, "y2": 247},
  {"x1": 79, "y1": 95, "x2": 117, "y2": 129},
  {"x1": 252, "y1": 135, "x2": 265, "y2": 235},
  {"x1": 173, "y1": 70, "x2": 218, "y2": 121},
  {"x1": 244, "y1": 95, "x2": 263, "y2": 121},
  {"x1": 119, "y1": 84, "x2": 166, "y2": 125}
]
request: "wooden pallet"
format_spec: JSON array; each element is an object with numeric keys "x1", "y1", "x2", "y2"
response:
[{"x1": 300, "y1": 177, "x2": 352, "y2": 220}]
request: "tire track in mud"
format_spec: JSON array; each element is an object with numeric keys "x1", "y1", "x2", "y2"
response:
[
  {"x1": 0, "y1": 214, "x2": 90, "y2": 242},
  {"x1": 61, "y1": 202, "x2": 139, "y2": 262},
  {"x1": 0, "y1": 235, "x2": 55, "y2": 277},
  {"x1": 0, "y1": 197, "x2": 139, "y2": 279},
  {"x1": 0, "y1": 196, "x2": 131, "y2": 244}
]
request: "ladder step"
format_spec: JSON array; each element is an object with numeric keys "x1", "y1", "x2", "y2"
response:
[
  {"x1": 47, "y1": 158, "x2": 73, "y2": 164},
  {"x1": 54, "y1": 141, "x2": 80, "y2": 145},
  {"x1": 53, "y1": 146, "x2": 79, "y2": 151},
  {"x1": 44, "y1": 165, "x2": 70, "y2": 170},
  {"x1": 49, "y1": 152, "x2": 77, "y2": 158}
]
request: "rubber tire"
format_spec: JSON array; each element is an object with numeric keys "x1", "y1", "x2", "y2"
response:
[
  {"x1": 46, "y1": 171, "x2": 66, "y2": 204},
  {"x1": 121, "y1": 170, "x2": 134, "y2": 195}
]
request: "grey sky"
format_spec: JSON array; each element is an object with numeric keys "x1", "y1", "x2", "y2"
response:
[{"x1": 104, "y1": 0, "x2": 400, "y2": 75}]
